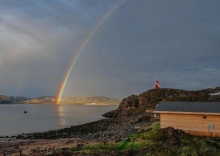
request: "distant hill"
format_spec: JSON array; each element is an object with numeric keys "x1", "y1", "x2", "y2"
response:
[
  {"x1": 0, "y1": 95, "x2": 120, "y2": 105},
  {"x1": 57, "y1": 96, "x2": 120, "y2": 105},
  {"x1": 103, "y1": 87, "x2": 220, "y2": 118},
  {"x1": 0, "y1": 95, "x2": 30, "y2": 104},
  {"x1": 23, "y1": 96, "x2": 120, "y2": 105}
]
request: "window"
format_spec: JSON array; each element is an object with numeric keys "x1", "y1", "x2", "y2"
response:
[{"x1": 208, "y1": 124, "x2": 214, "y2": 129}]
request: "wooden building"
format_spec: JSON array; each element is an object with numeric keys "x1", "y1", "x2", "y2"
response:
[{"x1": 153, "y1": 102, "x2": 220, "y2": 137}]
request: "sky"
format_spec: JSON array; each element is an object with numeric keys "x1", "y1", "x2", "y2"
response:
[{"x1": 0, "y1": 0, "x2": 220, "y2": 99}]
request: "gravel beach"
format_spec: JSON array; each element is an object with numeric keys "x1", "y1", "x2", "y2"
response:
[{"x1": 0, "y1": 113, "x2": 150, "y2": 156}]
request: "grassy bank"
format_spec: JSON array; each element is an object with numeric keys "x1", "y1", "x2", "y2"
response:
[{"x1": 48, "y1": 121, "x2": 220, "y2": 156}]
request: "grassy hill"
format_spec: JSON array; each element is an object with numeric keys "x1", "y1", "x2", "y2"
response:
[{"x1": 103, "y1": 87, "x2": 220, "y2": 118}]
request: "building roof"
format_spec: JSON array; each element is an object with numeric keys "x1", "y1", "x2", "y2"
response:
[{"x1": 154, "y1": 102, "x2": 220, "y2": 115}]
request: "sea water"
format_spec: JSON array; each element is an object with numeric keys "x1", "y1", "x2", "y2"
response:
[{"x1": 0, "y1": 104, "x2": 118, "y2": 136}]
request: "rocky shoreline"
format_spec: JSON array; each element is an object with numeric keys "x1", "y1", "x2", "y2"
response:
[
  {"x1": 103, "y1": 87, "x2": 220, "y2": 118},
  {"x1": 0, "y1": 113, "x2": 151, "y2": 156},
  {"x1": 1, "y1": 87, "x2": 220, "y2": 155}
]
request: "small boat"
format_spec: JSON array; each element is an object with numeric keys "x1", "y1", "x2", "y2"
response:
[{"x1": 24, "y1": 111, "x2": 27, "y2": 114}]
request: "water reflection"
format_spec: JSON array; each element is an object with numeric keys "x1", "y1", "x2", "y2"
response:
[
  {"x1": 0, "y1": 104, "x2": 117, "y2": 136},
  {"x1": 55, "y1": 104, "x2": 66, "y2": 126}
]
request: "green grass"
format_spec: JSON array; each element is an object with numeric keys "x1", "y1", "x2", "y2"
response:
[{"x1": 49, "y1": 121, "x2": 220, "y2": 156}]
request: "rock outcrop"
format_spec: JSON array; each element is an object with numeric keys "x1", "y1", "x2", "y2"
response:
[{"x1": 103, "y1": 87, "x2": 220, "y2": 118}]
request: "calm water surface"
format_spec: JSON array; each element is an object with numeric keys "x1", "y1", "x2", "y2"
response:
[{"x1": 0, "y1": 104, "x2": 118, "y2": 136}]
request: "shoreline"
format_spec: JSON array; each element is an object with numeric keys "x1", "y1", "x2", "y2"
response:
[
  {"x1": 0, "y1": 103, "x2": 119, "y2": 105},
  {"x1": 0, "y1": 104, "x2": 119, "y2": 137},
  {"x1": 0, "y1": 113, "x2": 150, "y2": 156}
]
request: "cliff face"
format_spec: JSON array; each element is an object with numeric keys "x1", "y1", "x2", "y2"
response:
[{"x1": 103, "y1": 87, "x2": 220, "y2": 118}]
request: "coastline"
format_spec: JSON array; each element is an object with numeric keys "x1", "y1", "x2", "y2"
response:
[
  {"x1": 1, "y1": 113, "x2": 150, "y2": 156},
  {"x1": 0, "y1": 104, "x2": 119, "y2": 136},
  {"x1": 1, "y1": 87, "x2": 220, "y2": 155}
]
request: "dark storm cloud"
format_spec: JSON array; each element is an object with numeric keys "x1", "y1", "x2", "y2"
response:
[
  {"x1": 0, "y1": 0, "x2": 219, "y2": 98},
  {"x1": 68, "y1": 0, "x2": 220, "y2": 98},
  {"x1": 0, "y1": 0, "x2": 118, "y2": 97}
]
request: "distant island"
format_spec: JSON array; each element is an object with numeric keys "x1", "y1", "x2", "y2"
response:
[{"x1": 0, "y1": 95, "x2": 120, "y2": 105}]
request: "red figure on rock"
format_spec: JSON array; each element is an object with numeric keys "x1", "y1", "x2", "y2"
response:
[{"x1": 155, "y1": 80, "x2": 160, "y2": 89}]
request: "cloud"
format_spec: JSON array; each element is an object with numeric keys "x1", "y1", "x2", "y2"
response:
[
  {"x1": 0, "y1": 0, "x2": 220, "y2": 98},
  {"x1": 0, "y1": 0, "x2": 121, "y2": 97}
]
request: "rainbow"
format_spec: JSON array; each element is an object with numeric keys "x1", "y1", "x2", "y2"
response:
[{"x1": 56, "y1": 0, "x2": 127, "y2": 104}]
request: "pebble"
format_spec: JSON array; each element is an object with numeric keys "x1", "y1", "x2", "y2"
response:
[{"x1": 1, "y1": 113, "x2": 151, "y2": 155}]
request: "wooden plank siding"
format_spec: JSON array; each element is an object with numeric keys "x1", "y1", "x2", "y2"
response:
[{"x1": 160, "y1": 113, "x2": 220, "y2": 137}]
